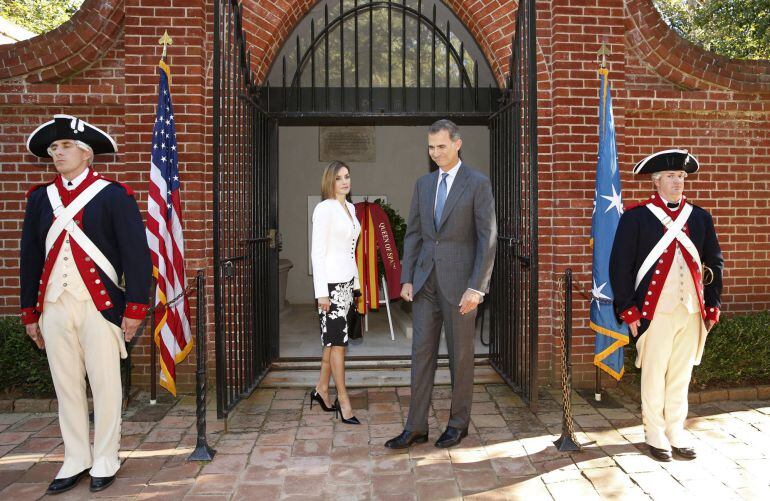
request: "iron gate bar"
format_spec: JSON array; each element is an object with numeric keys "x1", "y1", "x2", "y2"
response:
[
  {"x1": 277, "y1": 0, "x2": 482, "y2": 116},
  {"x1": 214, "y1": 0, "x2": 277, "y2": 419},
  {"x1": 488, "y1": 0, "x2": 539, "y2": 410},
  {"x1": 402, "y1": 0, "x2": 406, "y2": 110}
]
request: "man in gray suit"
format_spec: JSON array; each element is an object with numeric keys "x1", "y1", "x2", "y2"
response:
[{"x1": 385, "y1": 119, "x2": 497, "y2": 449}]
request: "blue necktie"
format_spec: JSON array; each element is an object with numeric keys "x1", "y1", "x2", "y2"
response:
[{"x1": 434, "y1": 172, "x2": 448, "y2": 230}]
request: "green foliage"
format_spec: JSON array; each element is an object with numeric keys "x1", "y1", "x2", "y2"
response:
[
  {"x1": 654, "y1": 0, "x2": 770, "y2": 60},
  {"x1": 625, "y1": 310, "x2": 770, "y2": 389},
  {"x1": 0, "y1": 0, "x2": 84, "y2": 35},
  {"x1": 0, "y1": 316, "x2": 55, "y2": 397}
]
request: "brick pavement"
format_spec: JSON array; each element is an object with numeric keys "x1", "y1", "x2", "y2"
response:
[{"x1": 0, "y1": 385, "x2": 768, "y2": 500}]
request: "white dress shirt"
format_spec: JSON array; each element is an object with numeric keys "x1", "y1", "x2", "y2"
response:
[
  {"x1": 64, "y1": 168, "x2": 90, "y2": 190},
  {"x1": 434, "y1": 160, "x2": 462, "y2": 210},
  {"x1": 311, "y1": 199, "x2": 361, "y2": 298}
]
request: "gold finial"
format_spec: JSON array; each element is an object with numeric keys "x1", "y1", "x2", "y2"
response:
[
  {"x1": 597, "y1": 42, "x2": 610, "y2": 69},
  {"x1": 159, "y1": 31, "x2": 173, "y2": 60}
]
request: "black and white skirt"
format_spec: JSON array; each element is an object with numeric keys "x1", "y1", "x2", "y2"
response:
[{"x1": 319, "y1": 278, "x2": 354, "y2": 347}]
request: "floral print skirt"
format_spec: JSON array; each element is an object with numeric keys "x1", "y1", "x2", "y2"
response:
[{"x1": 319, "y1": 278, "x2": 354, "y2": 347}]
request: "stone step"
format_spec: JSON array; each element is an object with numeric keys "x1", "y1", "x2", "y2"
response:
[{"x1": 261, "y1": 362, "x2": 502, "y2": 388}]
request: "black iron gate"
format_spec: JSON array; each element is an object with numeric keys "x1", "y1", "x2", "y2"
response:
[
  {"x1": 489, "y1": 0, "x2": 539, "y2": 408},
  {"x1": 213, "y1": 0, "x2": 279, "y2": 419},
  {"x1": 261, "y1": 0, "x2": 500, "y2": 122}
]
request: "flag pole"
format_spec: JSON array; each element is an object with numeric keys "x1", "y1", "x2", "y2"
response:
[
  {"x1": 595, "y1": 366, "x2": 602, "y2": 402},
  {"x1": 149, "y1": 32, "x2": 172, "y2": 405}
]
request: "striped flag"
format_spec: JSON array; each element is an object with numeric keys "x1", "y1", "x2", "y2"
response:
[{"x1": 146, "y1": 60, "x2": 193, "y2": 396}]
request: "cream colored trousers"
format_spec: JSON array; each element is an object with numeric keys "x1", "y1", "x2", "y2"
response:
[
  {"x1": 40, "y1": 292, "x2": 123, "y2": 479},
  {"x1": 635, "y1": 303, "x2": 702, "y2": 450}
]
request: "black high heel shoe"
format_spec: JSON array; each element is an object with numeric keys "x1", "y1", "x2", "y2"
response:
[
  {"x1": 334, "y1": 398, "x2": 361, "y2": 425},
  {"x1": 309, "y1": 389, "x2": 336, "y2": 412}
]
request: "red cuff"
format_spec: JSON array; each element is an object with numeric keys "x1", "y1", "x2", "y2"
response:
[
  {"x1": 705, "y1": 306, "x2": 720, "y2": 323},
  {"x1": 21, "y1": 307, "x2": 40, "y2": 325},
  {"x1": 124, "y1": 302, "x2": 149, "y2": 320},
  {"x1": 619, "y1": 306, "x2": 641, "y2": 324}
]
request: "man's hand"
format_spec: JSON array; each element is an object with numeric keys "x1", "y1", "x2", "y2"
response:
[
  {"x1": 401, "y1": 283, "x2": 414, "y2": 302},
  {"x1": 318, "y1": 297, "x2": 331, "y2": 313},
  {"x1": 628, "y1": 320, "x2": 640, "y2": 338},
  {"x1": 25, "y1": 323, "x2": 45, "y2": 349},
  {"x1": 122, "y1": 317, "x2": 143, "y2": 343},
  {"x1": 459, "y1": 289, "x2": 482, "y2": 315},
  {"x1": 706, "y1": 319, "x2": 716, "y2": 332}
]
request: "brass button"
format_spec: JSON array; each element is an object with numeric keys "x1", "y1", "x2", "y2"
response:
[
  {"x1": 95, "y1": 279, "x2": 101, "y2": 284},
  {"x1": 100, "y1": 290, "x2": 106, "y2": 295},
  {"x1": 105, "y1": 301, "x2": 111, "y2": 307},
  {"x1": 85, "y1": 257, "x2": 91, "y2": 262}
]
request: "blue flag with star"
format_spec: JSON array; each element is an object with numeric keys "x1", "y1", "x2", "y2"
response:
[{"x1": 591, "y1": 68, "x2": 629, "y2": 380}]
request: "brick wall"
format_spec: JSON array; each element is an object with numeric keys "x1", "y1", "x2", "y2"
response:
[{"x1": 1, "y1": 0, "x2": 768, "y2": 395}]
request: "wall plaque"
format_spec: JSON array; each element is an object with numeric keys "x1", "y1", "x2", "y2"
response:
[{"x1": 319, "y1": 126, "x2": 376, "y2": 162}]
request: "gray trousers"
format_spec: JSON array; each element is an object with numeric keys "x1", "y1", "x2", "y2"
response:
[{"x1": 406, "y1": 270, "x2": 477, "y2": 433}]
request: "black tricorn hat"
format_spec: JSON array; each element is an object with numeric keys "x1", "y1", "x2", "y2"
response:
[
  {"x1": 26, "y1": 114, "x2": 118, "y2": 158},
  {"x1": 632, "y1": 149, "x2": 699, "y2": 175}
]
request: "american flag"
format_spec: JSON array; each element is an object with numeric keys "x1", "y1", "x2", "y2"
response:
[{"x1": 146, "y1": 61, "x2": 192, "y2": 396}]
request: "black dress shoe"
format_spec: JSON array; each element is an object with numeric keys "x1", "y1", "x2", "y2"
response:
[
  {"x1": 435, "y1": 427, "x2": 468, "y2": 448},
  {"x1": 672, "y1": 446, "x2": 697, "y2": 459},
  {"x1": 89, "y1": 475, "x2": 116, "y2": 492},
  {"x1": 384, "y1": 430, "x2": 429, "y2": 449},
  {"x1": 46, "y1": 469, "x2": 89, "y2": 495},
  {"x1": 648, "y1": 445, "x2": 673, "y2": 462}
]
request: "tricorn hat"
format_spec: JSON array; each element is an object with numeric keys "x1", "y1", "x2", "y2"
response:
[
  {"x1": 632, "y1": 149, "x2": 699, "y2": 175},
  {"x1": 26, "y1": 114, "x2": 118, "y2": 158}
]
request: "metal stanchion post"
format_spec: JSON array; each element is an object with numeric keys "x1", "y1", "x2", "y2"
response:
[
  {"x1": 595, "y1": 366, "x2": 602, "y2": 402},
  {"x1": 149, "y1": 328, "x2": 158, "y2": 403},
  {"x1": 554, "y1": 269, "x2": 581, "y2": 452},
  {"x1": 189, "y1": 269, "x2": 215, "y2": 461}
]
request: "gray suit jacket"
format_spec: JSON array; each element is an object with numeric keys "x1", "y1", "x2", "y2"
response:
[{"x1": 400, "y1": 163, "x2": 497, "y2": 305}]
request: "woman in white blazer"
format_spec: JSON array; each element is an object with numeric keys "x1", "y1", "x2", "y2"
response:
[{"x1": 310, "y1": 160, "x2": 361, "y2": 424}]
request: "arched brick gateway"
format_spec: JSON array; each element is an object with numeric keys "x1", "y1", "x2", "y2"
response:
[{"x1": 0, "y1": 0, "x2": 767, "y2": 394}]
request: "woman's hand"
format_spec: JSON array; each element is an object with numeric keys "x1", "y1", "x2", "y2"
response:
[{"x1": 318, "y1": 297, "x2": 331, "y2": 313}]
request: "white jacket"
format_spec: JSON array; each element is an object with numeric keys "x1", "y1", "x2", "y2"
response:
[{"x1": 311, "y1": 199, "x2": 361, "y2": 298}]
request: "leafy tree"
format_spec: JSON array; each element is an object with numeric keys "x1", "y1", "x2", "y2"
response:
[
  {"x1": 654, "y1": 0, "x2": 770, "y2": 60},
  {"x1": 0, "y1": 0, "x2": 84, "y2": 35}
]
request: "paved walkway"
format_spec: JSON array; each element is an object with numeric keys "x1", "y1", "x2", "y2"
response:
[{"x1": 0, "y1": 384, "x2": 769, "y2": 500}]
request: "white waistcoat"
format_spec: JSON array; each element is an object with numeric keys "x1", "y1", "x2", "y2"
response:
[
  {"x1": 45, "y1": 236, "x2": 90, "y2": 303},
  {"x1": 655, "y1": 245, "x2": 700, "y2": 315}
]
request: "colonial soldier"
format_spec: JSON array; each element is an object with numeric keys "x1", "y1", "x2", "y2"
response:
[
  {"x1": 610, "y1": 149, "x2": 723, "y2": 462},
  {"x1": 20, "y1": 115, "x2": 152, "y2": 494}
]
